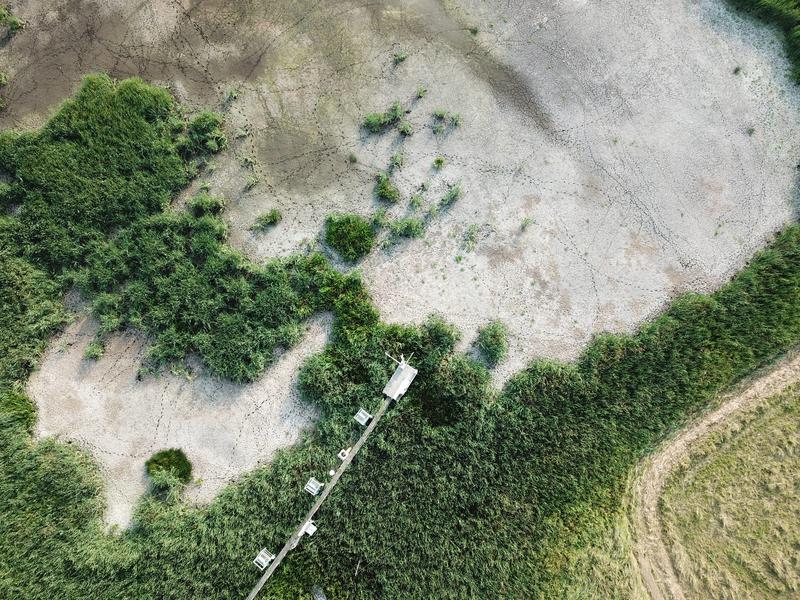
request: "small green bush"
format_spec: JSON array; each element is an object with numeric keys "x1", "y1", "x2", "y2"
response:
[
  {"x1": 417, "y1": 85, "x2": 427, "y2": 98},
  {"x1": 375, "y1": 172, "x2": 401, "y2": 203},
  {"x1": 390, "y1": 152, "x2": 404, "y2": 170},
  {"x1": 393, "y1": 51, "x2": 408, "y2": 64},
  {"x1": 433, "y1": 156, "x2": 445, "y2": 170},
  {"x1": 325, "y1": 213, "x2": 375, "y2": 262},
  {"x1": 251, "y1": 209, "x2": 282, "y2": 231},
  {"x1": 145, "y1": 448, "x2": 192, "y2": 483},
  {"x1": 475, "y1": 320, "x2": 509, "y2": 365}
]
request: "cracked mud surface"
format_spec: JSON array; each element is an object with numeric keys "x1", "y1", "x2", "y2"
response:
[{"x1": 8, "y1": 0, "x2": 800, "y2": 525}]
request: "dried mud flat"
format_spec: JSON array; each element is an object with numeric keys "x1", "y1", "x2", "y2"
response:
[
  {"x1": 630, "y1": 349, "x2": 800, "y2": 600},
  {"x1": 7, "y1": 0, "x2": 800, "y2": 525}
]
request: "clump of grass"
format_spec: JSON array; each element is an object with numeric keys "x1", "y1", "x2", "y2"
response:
[
  {"x1": 433, "y1": 156, "x2": 445, "y2": 170},
  {"x1": 244, "y1": 174, "x2": 259, "y2": 190},
  {"x1": 325, "y1": 213, "x2": 375, "y2": 262},
  {"x1": 417, "y1": 85, "x2": 428, "y2": 99},
  {"x1": 440, "y1": 183, "x2": 462, "y2": 207},
  {"x1": 463, "y1": 223, "x2": 479, "y2": 251},
  {"x1": 375, "y1": 172, "x2": 401, "y2": 203},
  {"x1": 250, "y1": 208, "x2": 282, "y2": 231},
  {"x1": 468, "y1": 26, "x2": 479, "y2": 35},
  {"x1": 432, "y1": 110, "x2": 462, "y2": 132},
  {"x1": 733, "y1": 65, "x2": 742, "y2": 75},
  {"x1": 390, "y1": 152, "x2": 404, "y2": 170},
  {"x1": 397, "y1": 121, "x2": 413, "y2": 136},
  {"x1": 225, "y1": 88, "x2": 239, "y2": 102},
  {"x1": 410, "y1": 193, "x2": 423, "y2": 209},
  {"x1": 146, "y1": 448, "x2": 192, "y2": 484},
  {"x1": 391, "y1": 217, "x2": 425, "y2": 239},
  {"x1": 393, "y1": 50, "x2": 408, "y2": 65},
  {"x1": 746, "y1": 127, "x2": 755, "y2": 136},
  {"x1": 521, "y1": 216, "x2": 533, "y2": 231},
  {"x1": 0, "y1": 72, "x2": 7, "y2": 87},
  {"x1": 371, "y1": 208, "x2": 390, "y2": 229},
  {"x1": 188, "y1": 192, "x2": 225, "y2": 217},
  {"x1": 474, "y1": 320, "x2": 508, "y2": 366},
  {"x1": 176, "y1": 110, "x2": 228, "y2": 157},
  {"x1": 347, "y1": 152, "x2": 358, "y2": 164},
  {"x1": 83, "y1": 340, "x2": 105, "y2": 361},
  {"x1": 0, "y1": 5, "x2": 24, "y2": 33},
  {"x1": 363, "y1": 101, "x2": 405, "y2": 134}
]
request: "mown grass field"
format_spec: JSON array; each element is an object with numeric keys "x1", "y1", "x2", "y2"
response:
[
  {"x1": 1, "y1": 1, "x2": 800, "y2": 598},
  {"x1": 660, "y1": 386, "x2": 800, "y2": 600}
]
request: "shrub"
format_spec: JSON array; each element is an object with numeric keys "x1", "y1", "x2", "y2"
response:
[
  {"x1": 475, "y1": 320, "x2": 509, "y2": 365},
  {"x1": 250, "y1": 208, "x2": 282, "y2": 231},
  {"x1": 417, "y1": 85, "x2": 427, "y2": 98},
  {"x1": 325, "y1": 213, "x2": 375, "y2": 262},
  {"x1": 145, "y1": 448, "x2": 192, "y2": 483},
  {"x1": 0, "y1": 6, "x2": 23, "y2": 33},
  {"x1": 433, "y1": 156, "x2": 445, "y2": 170},
  {"x1": 393, "y1": 50, "x2": 408, "y2": 64},
  {"x1": 374, "y1": 172, "x2": 401, "y2": 203}
]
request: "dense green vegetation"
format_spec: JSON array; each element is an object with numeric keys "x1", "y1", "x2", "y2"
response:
[
  {"x1": 2, "y1": 1, "x2": 800, "y2": 594},
  {"x1": 0, "y1": 4, "x2": 23, "y2": 33},
  {"x1": 362, "y1": 101, "x2": 404, "y2": 134},
  {"x1": 146, "y1": 448, "x2": 193, "y2": 484},
  {"x1": 475, "y1": 320, "x2": 509, "y2": 366},
  {"x1": 324, "y1": 213, "x2": 375, "y2": 262}
]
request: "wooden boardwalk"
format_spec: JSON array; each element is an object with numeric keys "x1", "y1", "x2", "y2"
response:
[{"x1": 245, "y1": 395, "x2": 394, "y2": 600}]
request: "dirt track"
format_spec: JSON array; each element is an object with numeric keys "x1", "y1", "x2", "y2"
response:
[{"x1": 630, "y1": 349, "x2": 800, "y2": 600}]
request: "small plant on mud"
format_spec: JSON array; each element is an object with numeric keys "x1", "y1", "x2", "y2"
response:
[
  {"x1": 463, "y1": 223, "x2": 479, "y2": 251},
  {"x1": 468, "y1": 26, "x2": 479, "y2": 35},
  {"x1": 84, "y1": 340, "x2": 105, "y2": 361},
  {"x1": 250, "y1": 209, "x2": 282, "y2": 231},
  {"x1": 521, "y1": 216, "x2": 533, "y2": 231},
  {"x1": 188, "y1": 192, "x2": 225, "y2": 217},
  {"x1": 390, "y1": 152, "x2": 405, "y2": 170},
  {"x1": 325, "y1": 213, "x2": 375, "y2": 262},
  {"x1": 347, "y1": 152, "x2": 358, "y2": 164},
  {"x1": 417, "y1": 85, "x2": 427, "y2": 99},
  {"x1": 440, "y1": 183, "x2": 462, "y2": 207},
  {"x1": 146, "y1": 448, "x2": 193, "y2": 484},
  {"x1": 393, "y1": 50, "x2": 408, "y2": 65},
  {"x1": 375, "y1": 172, "x2": 401, "y2": 203},
  {"x1": 474, "y1": 320, "x2": 509, "y2": 366},
  {"x1": 433, "y1": 156, "x2": 445, "y2": 170},
  {"x1": 410, "y1": 193, "x2": 423, "y2": 209},
  {"x1": 391, "y1": 217, "x2": 425, "y2": 239},
  {"x1": 371, "y1": 208, "x2": 390, "y2": 229},
  {"x1": 397, "y1": 121, "x2": 414, "y2": 136},
  {"x1": 244, "y1": 174, "x2": 259, "y2": 190},
  {"x1": 0, "y1": 5, "x2": 24, "y2": 33},
  {"x1": 363, "y1": 101, "x2": 405, "y2": 134}
]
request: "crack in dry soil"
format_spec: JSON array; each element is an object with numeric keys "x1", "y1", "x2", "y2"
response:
[{"x1": 630, "y1": 349, "x2": 800, "y2": 600}]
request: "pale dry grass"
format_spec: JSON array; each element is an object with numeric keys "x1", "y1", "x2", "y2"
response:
[{"x1": 660, "y1": 386, "x2": 800, "y2": 599}]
